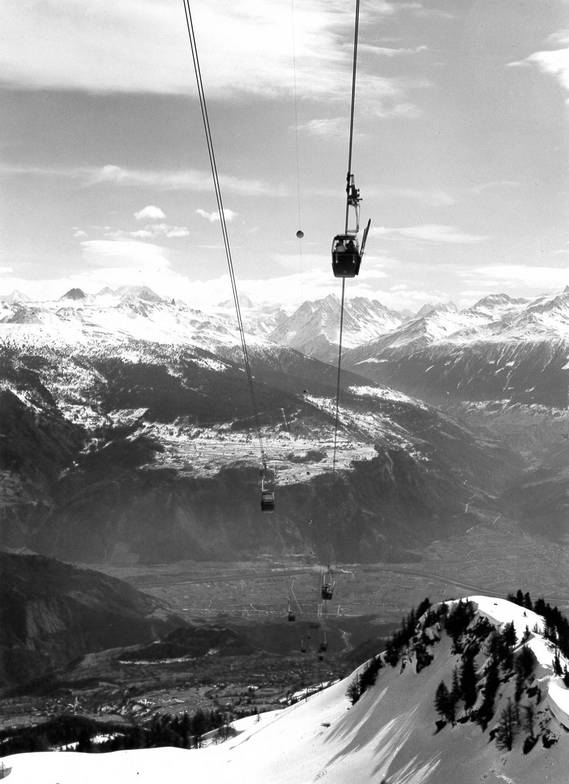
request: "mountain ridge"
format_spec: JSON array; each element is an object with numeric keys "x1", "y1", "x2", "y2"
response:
[{"x1": 4, "y1": 593, "x2": 569, "y2": 782}]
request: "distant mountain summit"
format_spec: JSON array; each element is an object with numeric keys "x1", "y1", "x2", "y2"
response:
[
  {"x1": 415, "y1": 300, "x2": 457, "y2": 319},
  {"x1": 2, "y1": 289, "x2": 30, "y2": 304},
  {"x1": 60, "y1": 287, "x2": 86, "y2": 300},
  {"x1": 117, "y1": 285, "x2": 163, "y2": 303},
  {"x1": 270, "y1": 293, "x2": 403, "y2": 363}
]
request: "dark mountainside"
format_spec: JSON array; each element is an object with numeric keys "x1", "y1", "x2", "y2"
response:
[
  {"x1": 343, "y1": 290, "x2": 569, "y2": 409},
  {"x1": 0, "y1": 551, "x2": 185, "y2": 689},
  {"x1": 345, "y1": 339, "x2": 569, "y2": 408},
  {"x1": 0, "y1": 340, "x2": 518, "y2": 564}
]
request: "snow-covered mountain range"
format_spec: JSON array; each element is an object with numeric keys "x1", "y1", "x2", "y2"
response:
[
  {"x1": 2, "y1": 285, "x2": 569, "y2": 358},
  {"x1": 5, "y1": 594, "x2": 569, "y2": 783},
  {"x1": 3, "y1": 284, "x2": 569, "y2": 563},
  {"x1": 0, "y1": 283, "x2": 523, "y2": 565},
  {"x1": 0, "y1": 286, "x2": 271, "y2": 353},
  {"x1": 269, "y1": 293, "x2": 403, "y2": 363},
  {"x1": 344, "y1": 290, "x2": 569, "y2": 408},
  {"x1": 1, "y1": 318, "x2": 515, "y2": 564}
]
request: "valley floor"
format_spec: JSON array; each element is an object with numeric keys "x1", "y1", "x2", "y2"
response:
[{"x1": 94, "y1": 513, "x2": 569, "y2": 622}]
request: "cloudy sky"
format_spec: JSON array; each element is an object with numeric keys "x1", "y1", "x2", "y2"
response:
[{"x1": 1, "y1": 0, "x2": 569, "y2": 311}]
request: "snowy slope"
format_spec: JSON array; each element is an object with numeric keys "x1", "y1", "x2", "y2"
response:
[{"x1": 5, "y1": 595, "x2": 569, "y2": 784}]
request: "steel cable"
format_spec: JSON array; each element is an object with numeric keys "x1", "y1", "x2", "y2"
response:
[{"x1": 181, "y1": 0, "x2": 267, "y2": 469}]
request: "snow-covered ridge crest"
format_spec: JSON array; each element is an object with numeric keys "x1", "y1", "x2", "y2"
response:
[
  {"x1": 5, "y1": 594, "x2": 569, "y2": 783},
  {"x1": 0, "y1": 286, "x2": 272, "y2": 352}
]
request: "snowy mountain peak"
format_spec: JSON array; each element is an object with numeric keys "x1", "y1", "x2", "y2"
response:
[
  {"x1": 269, "y1": 295, "x2": 404, "y2": 361},
  {"x1": 117, "y1": 285, "x2": 163, "y2": 303},
  {"x1": 473, "y1": 293, "x2": 526, "y2": 308},
  {"x1": 2, "y1": 289, "x2": 30, "y2": 304},
  {"x1": 415, "y1": 300, "x2": 457, "y2": 318},
  {"x1": 60, "y1": 287, "x2": 86, "y2": 301}
]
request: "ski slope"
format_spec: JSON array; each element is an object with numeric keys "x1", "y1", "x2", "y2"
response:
[{"x1": 4, "y1": 596, "x2": 569, "y2": 784}]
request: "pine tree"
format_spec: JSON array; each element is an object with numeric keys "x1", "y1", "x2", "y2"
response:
[
  {"x1": 502, "y1": 621, "x2": 517, "y2": 647},
  {"x1": 451, "y1": 665, "x2": 461, "y2": 702},
  {"x1": 495, "y1": 699, "x2": 519, "y2": 751},
  {"x1": 515, "y1": 645, "x2": 537, "y2": 681},
  {"x1": 477, "y1": 656, "x2": 500, "y2": 730},
  {"x1": 521, "y1": 625, "x2": 531, "y2": 644},
  {"x1": 523, "y1": 704, "x2": 535, "y2": 739},
  {"x1": 346, "y1": 676, "x2": 362, "y2": 705},
  {"x1": 434, "y1": 681, "x2": 455, "y2": 724},
  {"x1": 461, "y1": 652, "x2": 478, "y2": 709}
]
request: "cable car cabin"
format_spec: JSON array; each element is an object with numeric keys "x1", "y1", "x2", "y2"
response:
[
  {"x1": 318, "y1": 640, "x2": 328, "y2": 653},
  {"x1": 321, "y1": 583, "x2": 334, "y2": 601},
  {"x1": 331, "y1": 235, "x2": 361, "y2": 278},
  {"x1": 260, "y1": 489, "x2": 275, "y2": 512},
  {"x1": 288, "y1": 610, "x2": 296, "y2": 622}
]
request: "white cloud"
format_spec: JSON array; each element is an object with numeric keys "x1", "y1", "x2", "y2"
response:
[
  {"x1": 464, "y1": 264, "x2": 569, "y2": 290},
  {"x1": 104, "y1": 223, "x2": 190, "y2": 240},
  {"x1": 196, "y1": 208, "x2": 238, "y2": 223},
  {"x1": 184, "y1": 261, "x2": 393, "y2": 312},
  {"x1": 360, "y1": 44, "x2": 428, "y2": 57},
  {"x1": 81, "y1": 239, "x2": 171, "y2": 272},
  {"x1": 134, "y1": 205, "x2": 166, "y2": 221},
  {"x1": 372, "y1": 224, "x2": 487, "y2": 244},
  {"x1": 373, "y1": 100, "x2": 422, "y2": 119},
  {"x1": 470, "y1": 180, "x2": 521, "y2": 195},
  {"x1": 297, "y1": 117, "x2": 347, "y2": 138},
  {"x1": 0, "y1": 163, "x2": 282, "y2": 197},
  {"x1": 88, "y1": 165, "x2": 275, "y2": 195},
  {"x1": 509, "y1": 33, "x2": 569, "y2": 95},
  {"x1": 371, "y1": 187, "x2": 456, "y2": 207},
  {"x1": 0, "y1": 0, "x2": 408, "y2": 102}
]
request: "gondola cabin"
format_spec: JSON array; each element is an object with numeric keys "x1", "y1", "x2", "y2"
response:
[
  {"x1": 261, "y1": 489, "x2": 275, "y2": 512},
  {"x1": 288, "y1": 610, "x2": 296, "y2": 622},
  {"x1": 331, "y1": 234, "x2": 361, "y2": 278},
  {"x1": 321, "y1": 582, "x2": 334, "y2": 601}
]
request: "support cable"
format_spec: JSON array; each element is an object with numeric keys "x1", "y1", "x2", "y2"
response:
[
  {"x1": 332, "y1": 278, "x2": 346, "y2": 472},
  {"x1": 344, "y1": 0, "x2": 360, "y2": 234},
  {"x1": 291, "y1": 0, "x2": 303, "y2": 257},
  {"x1": 181, "y1": 0, "x2": 267, "y2": 470},
  {"x1": 332, "y1": 0, "x2": 361, "y2": 472}
]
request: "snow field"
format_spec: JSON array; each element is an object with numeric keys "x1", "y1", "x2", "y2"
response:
[{"x1": 5, "y1": 595, "x2": 569, "y2": 783}]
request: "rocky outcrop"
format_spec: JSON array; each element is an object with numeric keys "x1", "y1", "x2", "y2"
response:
[{"x1": 0, "y1": 551, "x2": 185, "y2": 689}]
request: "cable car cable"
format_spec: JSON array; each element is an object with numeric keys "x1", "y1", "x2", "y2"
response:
[
  {"x1": 332, "y1": 0, "x2": 361, "y2": 472},
  {"x1": 181, "y1": 0, "x2": 268, "y2": 471},
  {"x1": 344, "y1": 0, "x2": 360, "y2": 235},
  {"x1": 291, "y1": 0, "x2": 304, "y2": 245},
  {"x1": 332, "y1": 279, "x2": 346, "y2": 472}
]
